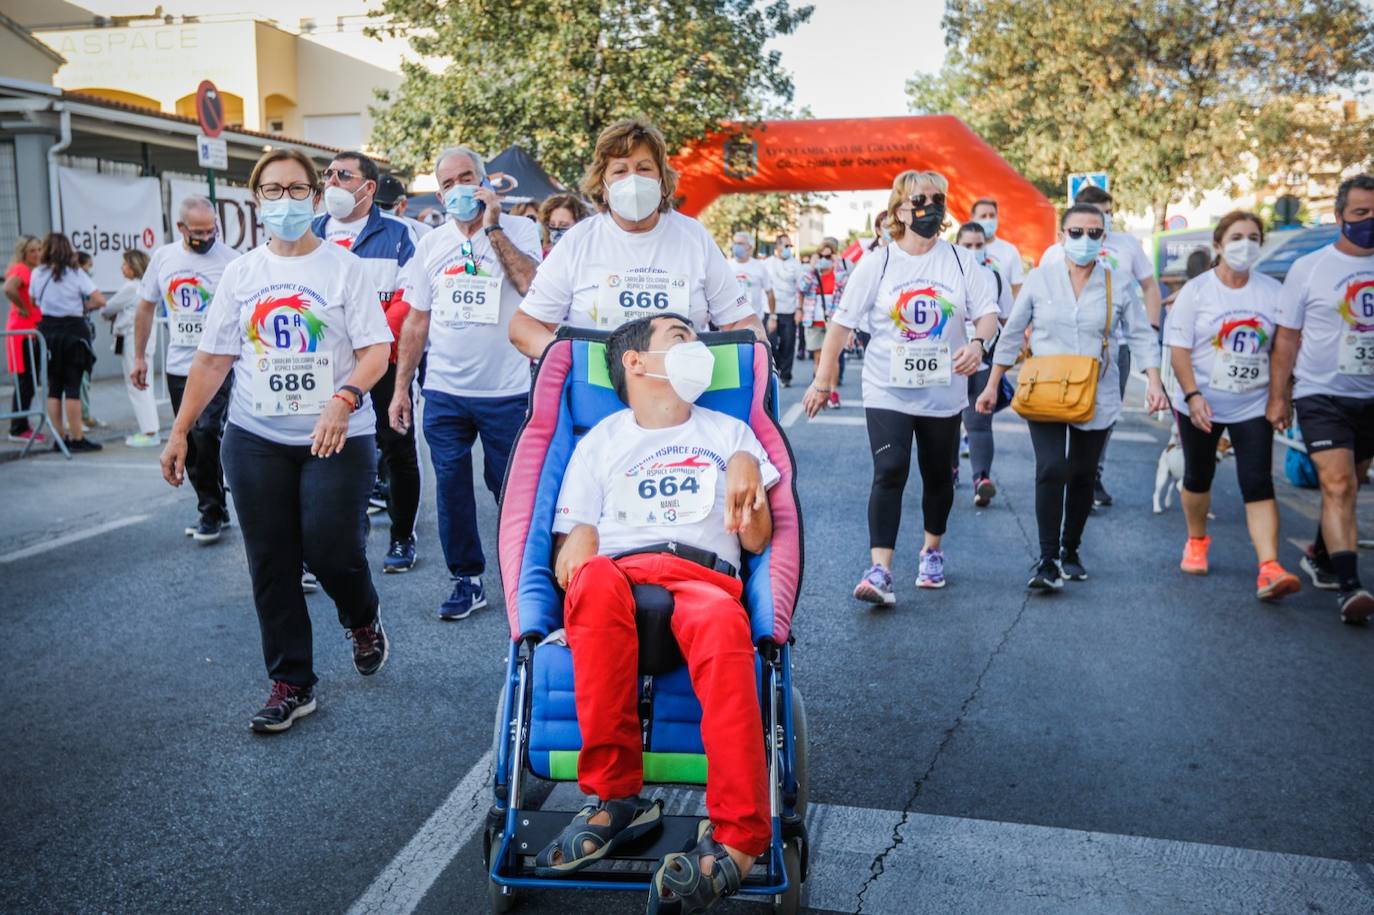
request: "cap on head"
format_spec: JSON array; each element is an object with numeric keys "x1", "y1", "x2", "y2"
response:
[{"x1": 375, "y1": 174, "x2": 406, "y2": 209}]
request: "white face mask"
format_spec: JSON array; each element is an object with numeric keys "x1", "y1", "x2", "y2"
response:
[
  {"x1": 324, "y1": 185, "x2": 360, "y2": 220},
  {"x1": 1221, "y1": 238, "x2": 1262, "y2": 272},
  {"x1": 643, "y1": 340, "x2": 715, "y2": 403},
  {"x1": 606, "y1": 174, "x2": 661, "y2": 222}
]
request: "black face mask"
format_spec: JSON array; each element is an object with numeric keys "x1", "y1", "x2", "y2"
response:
[
  {"x1": 187, "y1": 236, "x2": 214, "y2": 255},
  {"x1": 907, "y1": 205, "x2": 945, "y2": 239}
]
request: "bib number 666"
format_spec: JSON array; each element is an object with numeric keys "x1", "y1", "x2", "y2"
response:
[
  {"x1": 637, "y1": 473, "x2": 700, "y2": 499},
  {"x1": 619, "y1": 290, "x2": 671, "y2": 310},
  {"x1": 268, "y1": 372, "x2": 316, "y2": 393}
]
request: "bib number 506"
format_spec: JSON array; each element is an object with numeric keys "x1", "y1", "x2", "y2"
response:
[
  {"x1": 268, "y1": 372, "x2": 316, "y2": 393},
  {"x1": 619, "y1": 290, "x2": 672, "y2": 310},
  {"x1": 637, "y1": 473, "x2": 700, "y2": 499},
  {"x1": 903, "y1": 356, "x2": 941, "y2": 373}
]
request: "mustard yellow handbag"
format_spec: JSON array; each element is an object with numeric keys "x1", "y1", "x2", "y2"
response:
[{"x1": 1012, "y1": 270, "x2": 1113, "y2": 424}]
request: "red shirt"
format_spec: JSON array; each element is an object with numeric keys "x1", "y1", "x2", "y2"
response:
[{"x1": 5, "y1": 262, "x2": 39, "y2": 373}]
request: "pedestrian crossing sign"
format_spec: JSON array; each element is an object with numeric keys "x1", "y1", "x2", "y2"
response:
[{"x1": 1067, "y1": 172, "x2": 1110, "y2": 204}]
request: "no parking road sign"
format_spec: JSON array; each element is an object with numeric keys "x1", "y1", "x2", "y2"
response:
[
  {"x1": 195, "y1": 80, "x2": 225, "y2": 138},
  {"x1": 1067, "y1": 172, "x2": 1110, "y2": 204}
]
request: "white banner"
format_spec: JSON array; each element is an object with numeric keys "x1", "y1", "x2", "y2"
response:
[
  {"x1": 167, "y1": 178, "x2": 266, "y2": 254},
  {"x1": 58, "y1": 167, "x2": 163, "y2": 291}
]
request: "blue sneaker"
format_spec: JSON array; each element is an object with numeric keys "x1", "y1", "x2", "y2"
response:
[
  {"x1": 916, "y1": 548, "x2": 947, "y2": 589},
  {"x1": 439, "y1": 576, "x2": 487, "y2": 621},
  {"x1": 853, "y1": 563, "x2": 896, "y2": 605},
  {"x1": 383, "y1": 536, "x2": 417, "y2": 573}
]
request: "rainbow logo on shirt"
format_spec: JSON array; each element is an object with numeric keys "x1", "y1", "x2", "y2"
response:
[
  {"x1": 246, "y1": 293, "x2": 326, "y2": 353},
  {"x1": 889, "y1": 286, "x2": 954, "y2": 341},
  {"x1": 1212, "y1": 317, "x2": 1269, "y2": 354},
  {"x1": 165, "y1": 276, "x2": 212, "y2": 313},
  {"x1": 1338, "y1": 278, "x2": 1374, "y2": 332}
]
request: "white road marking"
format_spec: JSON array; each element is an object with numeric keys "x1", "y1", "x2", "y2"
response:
[
  {"x1": 991, "y1": 420, "x2": 1158, "y2": 444},
  {"x1": 345, "y1": 748, "x2": 494, "y2": 915},
  {"x1": 0, "y1": 514, "x2": 151, "y2": 563},
  {"x1": 16, "y1": 459, "x2": 163, "y2": 471},
  {"x1": 806, "y1": 414, "x2": 867, "y2": 426},
  {"x1": 780, "y1": 402, "x2": 804, "y2": 428}
]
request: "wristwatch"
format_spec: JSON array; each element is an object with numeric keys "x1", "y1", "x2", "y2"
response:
[
  {"x1": 483, "y1": 224, "x2": 504, "y2": 237},
  {"x1": 339, "y1": 384, "x2": 364, "y2": 411}
]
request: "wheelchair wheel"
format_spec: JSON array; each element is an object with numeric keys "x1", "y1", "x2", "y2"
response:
[
  {"x1": 488, "y1": 875, "x2": 519, "y2": 914},
  {"x1": 773, "y1": 838, "x2": 803, "y2": 915},
  {"x1": 791, "y1": 686, "x2": 809, "y2": 818}
]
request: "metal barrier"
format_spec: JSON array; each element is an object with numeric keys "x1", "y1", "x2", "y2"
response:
[{"x1": 1, "y1": 328, "x2": 69, "y2": 459}]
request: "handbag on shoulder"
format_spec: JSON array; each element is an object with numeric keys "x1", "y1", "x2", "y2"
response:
[{"x1": 1011, "y1": 269, "x2": 1113, "y2": 424}]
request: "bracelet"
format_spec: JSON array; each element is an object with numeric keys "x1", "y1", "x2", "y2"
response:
[
  {"x1": 811, "y1": 384, "x2": 832, "y2": 394},
  {"x1": 331, "y1": 392, "x2": 358, "y2": 412},
  {"x1": 1183, "y1": 390, "x2": 1202, "y2": 402}
]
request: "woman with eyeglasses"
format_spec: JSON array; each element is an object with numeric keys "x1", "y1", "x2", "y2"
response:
[
  {"x1": 1162, "y1": 210, "x2": 1301, "y2": 598},
  {"x1": 804, "y1": 170, "x2": 1000, "y2": 602},
  {"x1": 977, "y1": 204, "x2": 1167, "y2": 591},
  {"x1": 160, "y1": 148, "x2": 395, "y2": 733},
  {"x1": 509, "y1": 117, "x2": 764, "y2": 358}
]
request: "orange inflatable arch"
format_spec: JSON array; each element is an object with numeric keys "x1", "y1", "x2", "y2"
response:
[{"x1": 671, "y1": 115, "x2": 1057, "y2": 260}]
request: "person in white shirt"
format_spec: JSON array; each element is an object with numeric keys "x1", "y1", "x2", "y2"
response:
[
  {"x1": 159, "y1": 148, "x2": 394, "y2": 734},
  {"x1": 508, "y1": 117, "x2": 764, "y2": 358},
  {"x1": 31, "y1": 232, "x2": 107, "y2": 452},
  {"x1": 1039, "y1": 185, "x2": 1163, "y2": 509},
  {"x1": 953, "y1": 221, "x2": 1013, "y2": 508},
  {"x1": 970, "y1": 197, "x2": 1025, "y2": 299},
  {"x1": 729, "y1": 230, "x2": 774, "y2": 323},
  {"x1": 540, "y1": 314, "x2": 775, "y2": 905},
  {"x1": 1163, "y1": 210, "x2": 1300, "y2": 600},
  {"x1": 804, "y1": 170, "x2": 1000, "y2": 602},
  {"x1": 131, "y1": 195, "x2": 240, "y2": 541},
  {"x1": 389, "y1": 145, "x2": 542, "y2": 622},
  {"x1": 99, "y1": 249, "x2": 160, "y2": 447},
  {"x1": 765, "y1": 232, "x2": 801, "y2": 386},
  {"x1": 1266, "y1": 174, "x2": 1374, "y2": 624}
]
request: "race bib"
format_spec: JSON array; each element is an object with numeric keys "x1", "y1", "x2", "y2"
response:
[
  {"x1": 168, "y1": 311, "x2": 204, "y2": 348},
  {"x1": 1210, "y1": 349, "x2": 1269, "y2": 393},
  {"x1": 434, "y1": 274, "x2": 502, "y2": 326},
  {"x1": 249, "y1": 353, "x2": 334, "y2": 416},
  {"x1": 1337, "y1": 330, "x2": 1374, "y2": 376},
  {"x1": 889, "y1": 342, "x2": 951, "y2": 388},
  {"x1": 611, "y1": 463, "x2": 717, "y2": 527},
  {"x1": 596, "y1": 273, "x2": 689, "y2": 329}
]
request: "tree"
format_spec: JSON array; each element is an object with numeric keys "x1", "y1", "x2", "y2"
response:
[
  {"x1": 908, "y1": 0, "x2": 1374, "y2": 228},
  {"x1": 698, "y1": 191, "x2": 830, "y2": 250},
  {"x1": 366, "y1": 0, "x2": 813, "y2": 185}
]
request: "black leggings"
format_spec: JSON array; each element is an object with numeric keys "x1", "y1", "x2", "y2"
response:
[
  {"x1": 865, "y1": 408, "x2": 962, "y2": 547},
  {"x1": 1175, "y1": 412, "x2": 1275, "y2": 503},
  {"x1": 39, "y1": 316, "x2": 92, "y2": 400},
  {"x1": 370, "y1": 362, "x2": 421, "y2": 541},
  {"x1": 1027, "y1": 421, "x2": 1111, "y2": 560}
]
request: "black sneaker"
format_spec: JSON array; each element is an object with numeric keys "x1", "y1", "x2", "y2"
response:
[
  {"x1": 64, "y1": 437, "x2": 103, "y2": 453},
  {"x1": 348, "y1": 610, "x2": 389, "y2": 676},
  {"x1": 1299, "y1": 550, "x2": 1339, "y2": 591},
  {"x1": 192, "y1": 516, "x2": 224, "y2": 544},
  {"x1": 383, "y1": 536, "x2": 417, "y2": 573},
  {"x1": 1028, "y1": 558, "x2": 1064, "y2": 591},
  {"x1": 301, "y1": 567, "x2": 319, "y2": 594},
  {"x1": 250, "y1": 681, "x2": 316, "y2": 733},
  {"x1": 1338, "y1": 589, "x2": 1374, "y2": 625},
  {"x1": 1093, "y1": 477, "x2": 1113, "y2": 507},
  {"x1": 1060, "y1": 549, "x2": 1088, "y2": 581}
]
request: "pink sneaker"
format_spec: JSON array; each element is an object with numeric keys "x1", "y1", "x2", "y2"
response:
[{"x1": 6, "y1": 430, "x2": 47, "y2": 444}]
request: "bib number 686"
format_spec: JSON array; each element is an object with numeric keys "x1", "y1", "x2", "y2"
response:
[
  {"x1": 637, "y1": 473, "x2": 700, "y2": 499},
  {"x1": 268, "y1": 372, "x2": 316, "y2": 393}
]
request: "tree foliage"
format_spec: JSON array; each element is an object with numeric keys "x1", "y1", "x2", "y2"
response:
[
  {"x1": 367, "y1": 0, "x2": 813, "y2": 185},
  {"x1": 908, "y1": 0, "x2": 1374, "y2": 226},
  {"x1": 698, "y1": 191, "x2": 829, "y2": 249}
]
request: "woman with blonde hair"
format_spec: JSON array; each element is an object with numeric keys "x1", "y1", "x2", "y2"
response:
[
  {"x1": 101, "y1": 248, "x2": 161, "y2": 446},
  {"x1": 4, "y1": 235, "x2": 43, "y2": 442},
  {"x1": 509, "y1": 117, "x2": 763, "y2": 357},
  {"x1": 804, "y1": 170, "x2": 1001, "y2": 600}
]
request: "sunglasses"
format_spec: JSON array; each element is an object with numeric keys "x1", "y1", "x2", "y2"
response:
[
  {"x1": 459, "y1": 240, "x2": 477, "y2": 276},
  {"x1": 1065, "y1": 227, "x2": 1106, "y2": 240},
  {"x1": 322, "y1": 168, "x2": 366, "y2": 182},
  {"x1": 908, "y1": 193, "x2": 945, "y2": 210}
]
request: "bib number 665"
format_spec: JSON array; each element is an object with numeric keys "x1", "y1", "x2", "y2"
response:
[
  {"x1": 451, "y1": 289, "x2": 486, "y2": 306},
  {"x1": 268, "y1": 372, "x2": 316, "y2": 393}
]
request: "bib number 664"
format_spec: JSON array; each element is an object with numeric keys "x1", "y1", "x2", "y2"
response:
[
  {"x1": 268, "y1": 372, "x2": 316, "y2": 393},
  {"x1": 637, "y1": 473, "x2": 700, "y2": 499},
  {"x1": 619, "y1": 290, "x2": 671, "y2": 310}
]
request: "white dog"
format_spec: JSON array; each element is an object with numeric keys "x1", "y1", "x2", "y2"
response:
[{"x1": 1153, "y1": 428, "x2": 1231, "y2": 514}]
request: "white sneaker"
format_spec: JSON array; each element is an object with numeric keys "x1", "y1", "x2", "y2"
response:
[{"x1": 125, "y1": 433, "x2": 162, "y2": 448}]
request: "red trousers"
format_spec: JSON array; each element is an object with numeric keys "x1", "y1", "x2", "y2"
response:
[{"x1": 565, "y1": 552, "x2": 770, "y2": 857}]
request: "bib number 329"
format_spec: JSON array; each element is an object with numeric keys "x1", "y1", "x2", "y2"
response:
[
  {"x1": 250, "y1": 353, "x2": 334, "y2": 416},
  {"x1": 889, "y1": 342, "x2": 951, "y2": 388},
  {"x1": 1211, "y1": 349, "x2": 1269, "y2": 393}
]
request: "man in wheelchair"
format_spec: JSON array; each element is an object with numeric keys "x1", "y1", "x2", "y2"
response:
[{"x1": 536, "y1": 314, "x2": 779, "y2": 912}]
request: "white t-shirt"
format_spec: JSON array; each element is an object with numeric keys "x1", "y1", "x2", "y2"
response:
[
  {"x1": 401, "y1": 214, "x2": 541, "y2": 399},
  {"x1": 138, "y1": 240, "x2": 240, "y2": 376},
  {"x1": 1276, "y1": 245, "x2": 1374, "y2": 400},
  {"x1": 1163, "y1": 269, "x2": 1282, "y2": 423},
  {"x1": 552, "y1": 407, "x2": 780, "y2": 571},
  {"x1": 30, "y1": 266, "x2": 96, "y2": 318},
  {"x1": 831, "y1": 241, "x2": 999, "y2": 417},
  {"x1": 520, "y1": 211, "x2": 754, "y2": 331},
  {"x1": 731, "y1": 257, "x2": 774, "y2": 318},
  {"x1": 766, "y1": 256, "x2": 801, "y2": 315},
  {"x1": 198, "y1": 241, "x2": 394, "y2": 446},
  {"x1": 324, "y1": 214, "x2": 368, "y2": 250},
  {"x1": 985, "y1": 237, "x2": 1025, "y2": 288}
]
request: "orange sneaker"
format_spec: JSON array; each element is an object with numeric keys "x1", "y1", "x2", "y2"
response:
[
  {"x1": 1256, "y1": 561, "x2": 1301, "y2": 601},
  {"x1": 1180, "y1": 536, "x2": 1210, "y2": 575}
]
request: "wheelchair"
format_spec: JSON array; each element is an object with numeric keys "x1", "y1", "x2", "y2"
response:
[{"x1": 485, "y1": 328, "x2": 809, "y2": 913}]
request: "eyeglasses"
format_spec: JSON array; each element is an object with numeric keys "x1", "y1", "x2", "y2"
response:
[
  {"x1": 322, "y1": 168, "x2": 363, "y2": 182},
  {"x1": 180, "y1": 225, "x2": 217, "y2": 240},
  {"x1": 459, "y1": 240, "x2": 477, "y2": 275},
  {"x1": 1065, "y1": 227, "x2": 1106, "y2": 240},
  {"x1": 257, "y1": 183, "x2": 316, "y2": 201}
]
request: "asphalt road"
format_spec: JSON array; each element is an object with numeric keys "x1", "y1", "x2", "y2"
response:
[{"x1": 2, "y1": 364, "x2": 1372, "y2": 915}]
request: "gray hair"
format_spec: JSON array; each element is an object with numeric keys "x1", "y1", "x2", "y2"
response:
[
  {"x1": 732, "y1": 230, "x2": 753, "y2": 245},
  {"x1": 1335, "y1": 174, "x2": 1374, "y2": 216},
  {"x1": 433, "y1": 146, "x2": 487, "y2": 184},
  {"x1": 178, "y1": 194, "x2": 215, "y2": 224}
]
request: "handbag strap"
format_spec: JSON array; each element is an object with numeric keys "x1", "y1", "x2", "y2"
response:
[{"x1": 1099, "y1": 268, "x2": 1113, "y2": 377}]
